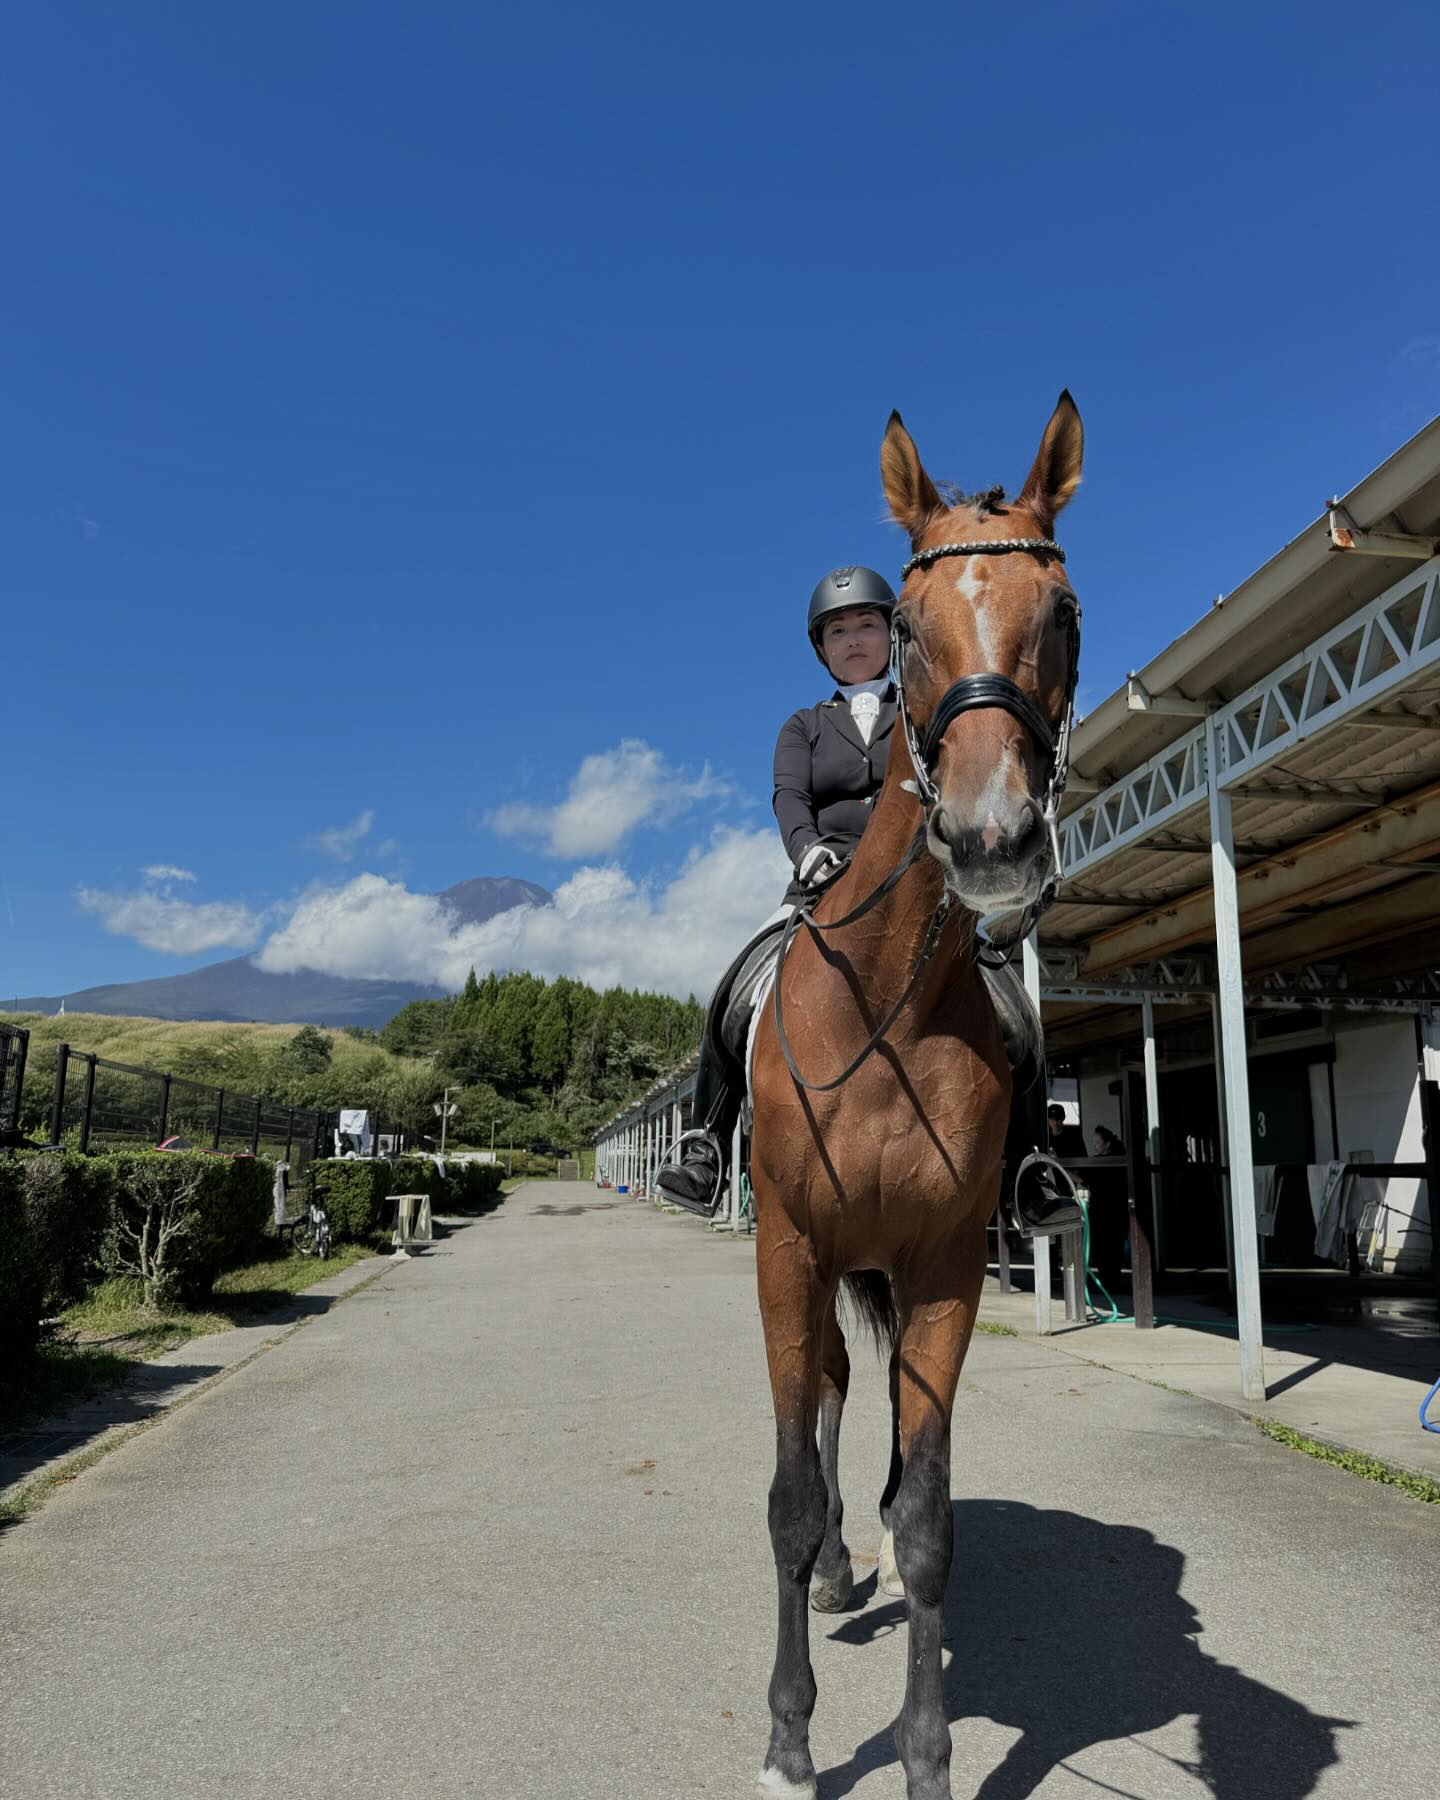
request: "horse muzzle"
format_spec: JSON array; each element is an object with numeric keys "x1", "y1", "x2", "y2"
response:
[{"x1": 926, "y1": 795, "x2": 1052, "y2": 909}]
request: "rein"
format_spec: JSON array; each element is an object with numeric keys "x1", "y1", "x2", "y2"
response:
[{"x1": 773, "y1": 535, "x2": 1080, "y2": 1093}]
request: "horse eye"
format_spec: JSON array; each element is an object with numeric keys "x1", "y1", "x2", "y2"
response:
[{"x1": 1052, "y1": 594, "x2": 1078, "y2": 629}]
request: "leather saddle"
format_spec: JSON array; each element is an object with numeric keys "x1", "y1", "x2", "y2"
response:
[{"x1": 712, "y1": 913, "x2": 1042, "y2": 1089}]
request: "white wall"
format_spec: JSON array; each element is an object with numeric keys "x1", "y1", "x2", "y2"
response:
[
  {"x1": 1331, "y1": 1017, "x2": 1428, "y2": 1273},
  {"x1": 1077, "y1": 1073, "x2": 1123, "y2": 1147}
]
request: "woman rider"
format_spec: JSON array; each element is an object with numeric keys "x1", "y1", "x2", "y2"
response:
[{"x1": 655, "y1": 566, "x2": 1081, "y2": 1237}]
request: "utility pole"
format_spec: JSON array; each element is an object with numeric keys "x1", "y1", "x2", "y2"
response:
[{"x1": 434, "y1": 1089, "x2": 458, "y2": 1153}]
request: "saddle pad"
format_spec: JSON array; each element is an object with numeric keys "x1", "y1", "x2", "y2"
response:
[{"x1": 721, "y1": 917, "x2": 789, "y2": 1065}]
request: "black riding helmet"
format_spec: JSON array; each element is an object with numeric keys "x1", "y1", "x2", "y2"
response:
[{"x1": 807, "y1": 566, "x2": 897, "y2": 665}]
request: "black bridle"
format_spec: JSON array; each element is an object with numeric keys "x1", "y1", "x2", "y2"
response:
[
  {"x1": 892, "y1": 536, "x2": 1080, "y2": 869},
  {"x1": 773, "y1": 535, "x2": 1080, "y2": 1093}
]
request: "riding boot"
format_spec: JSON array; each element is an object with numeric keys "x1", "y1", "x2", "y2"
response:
[
  {"x1": 654, "y1": 1035, "x2": 742, "y2": 1216},
  {"x1": 1004, "y1": 1061, "x2": 1084, "y2": 1237}
]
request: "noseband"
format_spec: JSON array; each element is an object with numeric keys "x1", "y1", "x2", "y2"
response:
[{"x1": 891, "y1": 537, "x2": 1080, "y2": 880}]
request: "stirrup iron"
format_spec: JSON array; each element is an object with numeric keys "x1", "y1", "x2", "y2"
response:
[
  {"x1": 1009, "y1": 1148, "x2": 1083, "y2": 1239},
  {"x1": 654, "y1": 1128, "x2": 727, "y2": 1219}
]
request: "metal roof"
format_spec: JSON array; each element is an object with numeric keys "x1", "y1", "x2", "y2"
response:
[{"x1": 1044, "y1": 413, "x2": 1440, "y2": 1049}]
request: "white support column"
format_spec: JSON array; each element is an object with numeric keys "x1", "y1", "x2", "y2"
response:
[
  {"x1": 1209, "y1": 995, "x2": 1237, "y2": 1293},
  {"x1": 1023, "y1": 934, "x2": 1055, "y2": 1335},
  {"x1": 1142, "y1": 995, "x2": 1164, "y2": 1273},
  {"x1": 1207, "y1": 717, "x2": 1266, "y2": 1403},
  {"x1": 726, "y1": 1115, "x2": 743, "y2": 1232}
]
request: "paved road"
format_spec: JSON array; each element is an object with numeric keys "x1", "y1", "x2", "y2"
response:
[{"x1": 3, "y1": 1183, "x2": 1436, "y2": 1799}]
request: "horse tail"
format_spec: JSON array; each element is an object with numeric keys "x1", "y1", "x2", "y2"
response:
[{"x1": 840, "y1": 1271, "x2": 899, "y2": 1356}]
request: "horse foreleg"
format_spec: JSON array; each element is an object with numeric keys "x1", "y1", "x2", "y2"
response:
[
  {"x1": 889, "y1": 1239, "x2": 988, "y2": 1800},
  {"x1": 877, "y1": 1339, "x2": 905, "y2": 1598},
  {"x1": 756, "y1": 1229, "x2": 830, "y2": 1800},
  {"x1": 809, "y1": 1302, "x2": 853, "y2": 1612}
]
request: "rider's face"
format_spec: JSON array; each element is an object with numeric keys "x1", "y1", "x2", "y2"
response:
[{"x1": 821, "y1": 608, "x2": 889, "y2": 683}]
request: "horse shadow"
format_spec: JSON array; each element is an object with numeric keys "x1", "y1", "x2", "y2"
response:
[{"x1": 819, "y1": 1499, "x2": 1352, "y2": 1799}]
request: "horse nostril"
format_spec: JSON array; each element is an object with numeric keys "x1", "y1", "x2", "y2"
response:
[
  {"x1": 932, "y1": 808, "x2": 972, "y2": 857},
  {"x1": 1015, "y1": 800, "x2": 1045, "y2": 857}
]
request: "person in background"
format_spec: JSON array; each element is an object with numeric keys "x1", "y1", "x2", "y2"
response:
[{"x1": 1047, "y1": 1103, "x2": 1086, "y2": 1160}]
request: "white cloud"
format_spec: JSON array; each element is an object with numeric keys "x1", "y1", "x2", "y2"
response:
[
  {"x1": 307, "y1": 809, "x2": 375, "y2": 862},
  {"x1": 77, "y1": 887, "x2": 263, "y2": 956},
  {"x1": 141, "y1": 864, "x2": 196, "y2": 883},
  {"x1": 487, "y1": 740, "x2": 730, "y2": 858},
  {"x1": 256, "y1": 827, "x2": 790, "y2": 998}
]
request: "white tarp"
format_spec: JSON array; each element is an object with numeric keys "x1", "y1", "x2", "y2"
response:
[{"x1": 337, "y1": 1108, "x2": 373, "y2": 1157}]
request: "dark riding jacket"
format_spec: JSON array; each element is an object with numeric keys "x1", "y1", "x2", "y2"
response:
[{"x1": 772, "y1": 686, "x2": 897, "y2": 904}]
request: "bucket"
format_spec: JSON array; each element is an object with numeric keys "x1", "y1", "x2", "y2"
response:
[{"x1": 617, "y1": 1183, "x2": 629, "y2": 1194}]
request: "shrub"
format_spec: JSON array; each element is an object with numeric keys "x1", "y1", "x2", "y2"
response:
[
  {"x1": 17, "y1": 1153, "x2": 115, "y2": 1308},
  {"x1": 101, "y1": 1152, "x2": 273, "y2": 1303},
  {"x1": 0, "y1": 1158, "x2": 43, "y2": 1363},
  {"x1": 447, "y1": 1160, "x2": 503, "y2": 1209},
  {"x1": 390, "y1": 1154, "x2": 503, "y2": 1211},
  {"x1": 308, "y1": 1159, "x2": 391, "y2": 1242},
  {"x1": 389, "y1": 1154, "x2": 448, "y2": 1207}
]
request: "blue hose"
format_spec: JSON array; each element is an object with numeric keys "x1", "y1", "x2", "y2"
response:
[{"x1": 1420, "y1": 1376, "x2": 1440, "y2": 1434}]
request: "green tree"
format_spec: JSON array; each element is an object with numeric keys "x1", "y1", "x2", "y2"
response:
[
  {"x1": 381, "y1": 997, "x2": 452, "y2": 1056},
  {"x1": 531, "y1": 985, "x2": 572, "y2": 1089},
  {"x1": 280, "y1": 1024, "x2": 333, "y2": 1075}
]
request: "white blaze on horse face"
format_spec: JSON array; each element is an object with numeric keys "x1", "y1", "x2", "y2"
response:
[
  {"x1": 954, "y1": 558, "x2": 999, "y2": 667},
  {"x1": 976, "y1": 745, "x2": 1022, "y2": 847}
]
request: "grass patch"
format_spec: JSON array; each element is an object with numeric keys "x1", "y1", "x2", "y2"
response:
[
  {"x1": 1, "y1": 1245, "x2": 379, "y2": 1438},
  {"x1": 975, "y1": 1320, "x2": 1019, "y2": 1338},
  {"x1": 1254, "y1": 1418, "x2": 1440, "y2": 1505},
  {"x1": 0, "y1": 1343, "x2": 134, "y2": 1436}
]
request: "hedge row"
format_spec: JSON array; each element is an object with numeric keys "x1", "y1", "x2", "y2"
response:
[
  {"x1": 307, "y1": 1155, "x2": 503, "y2": 1240},
  {"x1": 0, "y1": 1149, "x2": 507, "y2": 1363},
  {"x1": 0, "y1": 1150, "x2": 276, "y2": 1361}
]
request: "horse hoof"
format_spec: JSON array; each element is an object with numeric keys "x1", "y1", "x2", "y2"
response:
[
  {"x1": 809, "y1": 1563, "x2": 854, "y2": 1612},
  {"x1": 878, "y1": 1529, "x2": 906, "y2": 1599},
  {"x1": 756, "y1": 1768, "x2": 817, "y2": 1799}
]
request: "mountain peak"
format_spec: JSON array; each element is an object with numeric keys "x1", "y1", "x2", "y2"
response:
[{"x1": 437, "y1": 876, "x2": 552, "y2": 925}]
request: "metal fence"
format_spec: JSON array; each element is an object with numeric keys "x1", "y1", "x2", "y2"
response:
[
  {"x1": 47, "y1": 1040, "x2": 332, "y2": 1164},
  {"x1": 0, "y1": 1021, "x2": 28, "y2": 1136}
]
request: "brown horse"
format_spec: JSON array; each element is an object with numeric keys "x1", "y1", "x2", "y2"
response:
[{"x1": 748, "y1": 394, "x2": 1084, "y2": 1800}]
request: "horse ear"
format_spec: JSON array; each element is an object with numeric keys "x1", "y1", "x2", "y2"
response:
[
  {"x1": 1017, "y1": 390, "x2": 1084, "y2": 525},
  {"x1": 881, "y1": 411, "x2": 943, "y2": 543}
]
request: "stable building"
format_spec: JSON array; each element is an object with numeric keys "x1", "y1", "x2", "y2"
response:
[{"x1": 1042, "y1": 412, "x2": 1440, "y2": 1396}]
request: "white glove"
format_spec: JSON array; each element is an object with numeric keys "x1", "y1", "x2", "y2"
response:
[{"x1": 798, "y1": 844, "x2": 842, "y2": 888}]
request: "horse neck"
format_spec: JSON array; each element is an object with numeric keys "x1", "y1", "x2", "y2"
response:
[{"x1": 826, "y1": 759, "x2": 975, "y2": 986}]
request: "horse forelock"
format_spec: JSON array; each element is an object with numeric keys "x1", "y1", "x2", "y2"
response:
[{"x1": 934, "y1": 481, "x2": 1008, "y2": 520}]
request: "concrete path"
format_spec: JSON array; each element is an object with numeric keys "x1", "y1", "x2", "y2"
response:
[
  {"x1": 2, "y1": 1183, "x2": 1436, "y2": 1799},
  {"x1": 977, "y1": 1278, "x2": 1440, "y2": 1480}
]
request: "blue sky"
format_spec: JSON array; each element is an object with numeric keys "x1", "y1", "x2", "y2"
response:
[{"x1": 4, "y1": 1, "x2": 1438, "y2": 1000}]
